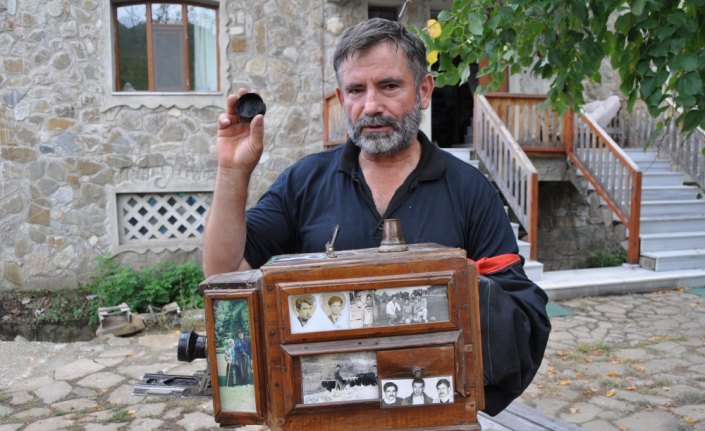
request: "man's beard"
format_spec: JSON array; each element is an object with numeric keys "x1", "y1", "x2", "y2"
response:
[{"x1": 345, "y1": 98, "x2": 422, "y2": 156}]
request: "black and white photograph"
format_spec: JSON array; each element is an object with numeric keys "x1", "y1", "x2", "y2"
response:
[
  {"x1": 321, "y1": 292, "x2": 350, "y2": 330},
  {"x1": 289, "y1": 292, "x2": 350, "y2": 333},
  {"x1": 375, "y1": 285, "x2": 450, "y2": 326},
  {"x1": 348, "y1": 290, "x2": 377, "y2": 329},
  {"x1": 379, "y1": 376, "x2": 454, "y2": 408},
  {"x1": 288, "y1": 293, "x2": 319, "y2": 333},
  {"x1": 300, "y1": 352, "x2": 378, "y2": 404},
  {"x1": 212, "y1": 298, "x2": 256, "y2": 413},
  {"x1": 288, "y1": 285, "x2": 448, "y2": 334}
]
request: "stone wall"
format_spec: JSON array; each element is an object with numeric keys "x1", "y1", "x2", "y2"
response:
[
  {"x1": 0, "y1": 0, "x2": 442, "y2": 291},
  {"x1": 536, "y1": 181, "x2": 626, "y2": 271}
]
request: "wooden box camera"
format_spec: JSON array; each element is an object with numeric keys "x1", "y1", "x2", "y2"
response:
[{"x1": 200, "y1": 242, "x2": 484, "y2": 431}]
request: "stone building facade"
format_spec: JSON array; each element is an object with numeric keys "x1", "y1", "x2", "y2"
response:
[
  {"x1": 0, "y1": 0, "x2": 457, "y2": 290},
  {"x1": 1, "y1": 0, "x2": 624, "y2": 291}
]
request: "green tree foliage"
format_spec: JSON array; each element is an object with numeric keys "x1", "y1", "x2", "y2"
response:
[
  {"x1": 414, "y1": 0, "x2": 705, "y2": 137},
  {"x1": 214, "y1": 299, "x2": 250, "y2": 342},
  {"x1": 117, "y1": 21, "x2": 148, "y2": 90}
]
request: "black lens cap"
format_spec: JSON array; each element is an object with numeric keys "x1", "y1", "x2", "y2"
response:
[{"x1": 235, "y1": 93, "x2": 266, "y2": 123}]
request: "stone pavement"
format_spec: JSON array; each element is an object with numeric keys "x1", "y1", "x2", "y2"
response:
[
  {"x1": 520, "y1": 287, "x2": 705, "y2": 431},
  {"x1": 0, "y1": 288, "x2": 704, "y2": 431}
]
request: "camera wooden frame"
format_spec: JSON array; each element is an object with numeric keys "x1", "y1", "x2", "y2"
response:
[
  {"x1": 200, "y1": 243, "x2": 484, "y2": 431},
  {"x1": 203, "y1": 288, "x2": 266, "y2": 424}
]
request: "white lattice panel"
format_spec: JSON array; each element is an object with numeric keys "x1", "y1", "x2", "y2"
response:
[{"x1": 117, "y1": 192, "x2": 211, "y2": 244}]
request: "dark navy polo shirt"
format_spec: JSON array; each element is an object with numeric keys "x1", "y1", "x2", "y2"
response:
[{"x1": 244, "y1": 132, "x2": 518, "y2": 268}]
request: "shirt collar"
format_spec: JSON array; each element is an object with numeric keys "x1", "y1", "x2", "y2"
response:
[{"x1": 337, "y1": 131, "x2": 446, "y2": 181}]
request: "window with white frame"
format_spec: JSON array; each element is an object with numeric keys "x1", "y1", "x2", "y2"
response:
[{"x1": 113, "y1": 1, "x2": 219, "y2": 92}]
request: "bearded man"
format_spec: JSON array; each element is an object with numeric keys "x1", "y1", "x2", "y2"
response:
[{"x1": 203, "y1": 18, "x2": 550, "y2": 416}]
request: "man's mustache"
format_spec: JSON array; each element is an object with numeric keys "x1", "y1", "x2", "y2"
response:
[{"x1": 354, "y1": 115, "x2": 400, "y2": 131}]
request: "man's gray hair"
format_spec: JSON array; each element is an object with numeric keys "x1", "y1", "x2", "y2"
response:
[{"x1": 333, "y1": 18, "x2": 428, "y2": 88}]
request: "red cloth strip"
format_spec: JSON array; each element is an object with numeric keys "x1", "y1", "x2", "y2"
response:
[{"x1": 470, "y1": 254, "x2": 522, "y2": 275}]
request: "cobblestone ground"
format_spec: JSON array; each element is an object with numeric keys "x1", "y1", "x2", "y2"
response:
[
  {"x1": 0, "y1": 289, "x2": 703, "y2": 431},
  {"x1": 520, "y1": 288, "x2": 705, "y2": 431}
]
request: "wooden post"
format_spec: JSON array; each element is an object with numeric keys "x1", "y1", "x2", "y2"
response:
[
  {"x1": 528, "y1": 173, "x2": 539, "y2": 261},
  {"x1": 627, "y1": 171, "x2": 642, "y2": 264},
  {"x1": 562, "y1": 109, "x2": 574, "y2": 155}
]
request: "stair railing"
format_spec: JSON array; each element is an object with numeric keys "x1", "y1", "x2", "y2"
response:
[
  {"x1": 474, "y1": 94, "x2": 539, "y2": 260},
  {"x1": 624, "y1": 100, "x2": 705, "y2": 190},
  {"x1": 563, "y1": 110, "x2": 643, "y2": 263},
  {"x1": 484, "y1": 93, "x2": 564, "y2": 156}
]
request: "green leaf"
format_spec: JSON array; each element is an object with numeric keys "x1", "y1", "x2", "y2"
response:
[
  {"x1": 670, "y1": 53, "x2": 698, "y2": 72},
  {"x1": 467, "y1": 12, "x2": 485, "y2": 36},
  {"x1": 636, "y1": 59, "x2": 651, "y2": 76},
  {"x1": 665, "y1": 11, "x2": 688, "y2": 28},
  {"x1": 486, "y1": 14, "x2": 500, "y2": 31},
  {"x1": 655, "y1": 25, "x2": 678, "y2": 40},
  {"x1": 614, "y1": 14, "x2": 634, "y2": 34},
  {"x1": 674, "y1": 93, "x2": 696, "y2": 107},
  {"x1": 459, "y1": 63, "x2": 471, "y2": 84},
  {"x1": 681, "y1": 109, "x2": 705, "y2": 133},
  {"x1": 676, "y1": 71, "x2": 703, "y2": 95},
  {"x1": 437, "y1": 10, "x2": 451, "y2": 22},
  {"x1": 631, "y1": 0, "x2": 646, "y2": 16},
  {"x1": 645, "y1": 88, "x2": 663, "y2": 107},
  {"x1": 640, "y1": 76, "x2": 658, "y2": 99},
  {"x1": 648, "y1": 40, "x2": 671, "y2": 58}
]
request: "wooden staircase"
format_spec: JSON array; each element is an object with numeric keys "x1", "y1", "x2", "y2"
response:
[{"x1": 472, "y1": 93, "x2": 705, "y2": 273}]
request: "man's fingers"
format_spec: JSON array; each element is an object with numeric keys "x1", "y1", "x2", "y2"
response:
[
  {"x1": 217, "y1": 112, "x2": 232, "y2": 130},
  {"x1": 226, "y1": 93, "x2": 240, "y2": 116},
  {"x1": 248, "y1": 114, "x2": 265, "y2": 151}
]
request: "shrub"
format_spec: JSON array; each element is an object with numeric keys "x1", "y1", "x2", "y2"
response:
[
  {"x1": 585, "y1": 249, "x2": 627, "y2": 268},
  {"x1": 87, "y1": 256, "x2": 204, "y2": 312}
]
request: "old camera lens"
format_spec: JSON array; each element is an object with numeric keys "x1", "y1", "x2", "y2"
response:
[{"x1": 177, "y1": 330, "x2": 207, "y2": 362}]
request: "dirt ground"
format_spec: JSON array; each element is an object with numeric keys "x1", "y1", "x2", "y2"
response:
[{"x1": 0, "y1": 289, "x2": 98, "y2": 342}]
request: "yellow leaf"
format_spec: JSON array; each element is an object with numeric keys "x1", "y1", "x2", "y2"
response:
[
  {"x1": 558, "y1": 380, "x2": 572, "y2": 386},
  {"x1": 606, "y1": 389, "x2": 616, "y2": 397},
  {"x1": 426, "y1": 50, "x2": 439, "y2": 66},
  {"x1": 626, "y1": 385, "x2": 637, "y2": 391},
  {"x1": 664, "y1": 402, "x2": 673, "y2": 408},
  {"x1": 427, "y1": 19, "x2": 442, "y2": 39},
  {"x1": 684, "y1": 417, "x2": 697, "y2": 424},
  {"x1": 569, "y1": 407, "x2": 579, "y2": 414},
  {"x1": 607, "y1": 371, "x2": 621, "y2": 377}
]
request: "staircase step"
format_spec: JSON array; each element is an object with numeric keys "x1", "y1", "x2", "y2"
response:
[
  {"x1": 637, "y1": 215, "x2": 705, "y2": 235},
  {"x1": 511, "y1": 222, "x2": 519, "y2": 239},
  {"x1": 517, "y1": 239, "x2": 531, "y2": 259},
  {"x1": 633, "y1": 159, "x2": 672, "y2": 171},
  {"x1": 641, "y1": 172, "x2": 685, "y2": 186},
  {"x1": 640, "y1": 232, "x2": 705, "y2": 253},
  {"x1": 441, "y1": 147, "x2": 479, "y2": 168},
  {"x1": 639, "y1": 248, "x2": 705, "y2": 271},
  {"x1": 642, "y1": 185, "x2": 701, "y2": 201},
  {"x1": 621, "y1": 148, "x2": 662, "y2": 162},
  {"x1": 524, "y1": 260, "x2": 544, "y2": 282},
  {"x1": 640, "y1": 200, "x2": 705, "y2": 217}
]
